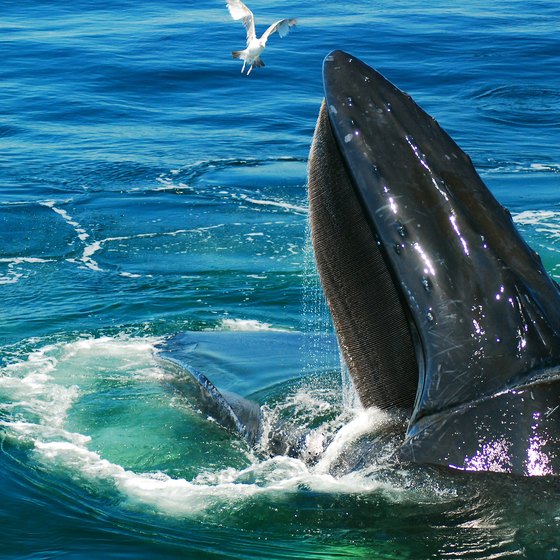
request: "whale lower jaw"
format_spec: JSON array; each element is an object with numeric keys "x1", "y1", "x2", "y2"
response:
[{"x1": 401, "y1": 368, "x2": 560, "y2": 475}]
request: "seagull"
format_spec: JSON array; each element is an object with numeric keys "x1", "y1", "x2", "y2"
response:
[{"x1": 226, "y1": 0, "x2": 296, "y2": 76}]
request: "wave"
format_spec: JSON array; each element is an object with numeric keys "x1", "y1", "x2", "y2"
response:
[
  {"x1": 0, "y1": 333, "x2": 433, "y2": 521},
  {"x1": 514, "y1": 210, "x2": 560, "y2": 228},
  {"x1": 0, "y1": 257, "x2": 55, "y2": 285},
  {"x1": 11, "y1": 199, "x2": 227, "y2": 278},
  {"x1": 479, "y1": 161, "x2": 560, "y2": 174},
  {"x1": 514, "y1": 210, "x2": 560, "y2": 246},
  {"x1": 149, "y1": 156, "x2": 306, "y2": 189},
  {"x1": 141, "y1": 157, "x2": 309, "y2": 217}
]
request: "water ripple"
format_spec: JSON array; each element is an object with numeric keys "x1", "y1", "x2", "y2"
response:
[{"x1": 472, "y1": 84, "x2": 560, "y2": 127}]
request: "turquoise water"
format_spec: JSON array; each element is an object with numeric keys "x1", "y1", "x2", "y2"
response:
[{"x1": 2, "y1": 1, "x2": 560, "y2": 557}]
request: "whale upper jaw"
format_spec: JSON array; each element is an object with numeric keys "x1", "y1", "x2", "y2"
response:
[{"x1": 310, "y1": 50, "x2": 560, "y2": 475}]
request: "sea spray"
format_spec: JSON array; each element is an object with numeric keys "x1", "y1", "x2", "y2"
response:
[
  {"x1": 0, "y1": 335, "x2": 408, "y2": 521},
  {"x1": 300, "y1": 217, "x2": 358, "y2": 409}
]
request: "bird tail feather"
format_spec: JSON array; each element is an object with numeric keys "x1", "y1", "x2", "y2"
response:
[
  {"x1": 232, "y1": 50, "x2": 245, "y2": 59},
  {"x1": 253, "y1": 57, "x2": 265, "y2": 68}
]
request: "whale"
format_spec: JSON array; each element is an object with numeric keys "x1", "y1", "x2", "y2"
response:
[{"x1": 158, "y1": 50, "x2": 560, "y2": 476}]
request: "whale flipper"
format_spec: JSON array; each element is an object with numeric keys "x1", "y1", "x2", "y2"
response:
[
  {"x1": 157, "y1": 333, "x2": 262, "y2": 445},
  {"x1": 156, "y1": 331, "x2": 340, "y2": 448}
]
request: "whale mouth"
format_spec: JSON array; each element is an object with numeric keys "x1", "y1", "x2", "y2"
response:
[{"x1": 308, "y1": 99, "x2": 420, "y2": 412}]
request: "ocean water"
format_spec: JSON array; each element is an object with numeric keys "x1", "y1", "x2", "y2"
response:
[{"x1": 2, "y1": 0, "x2": 560, "y2": 558}]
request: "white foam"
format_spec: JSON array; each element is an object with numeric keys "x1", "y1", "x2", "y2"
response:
[
  {"x1": 58, "y1": 335, "x2": 164, "y2": 376},
  {"x1": 79, "y1": 226, "x2": 222, "y2": 273},
  {"x1": 513, "y1": 210, "x2": 560, "y2": 242},
  {"x1": 0, "y1": 257, "x2": 54, "y2": 285},
  {"x1": 513, "y1": 210, "x2": 560, "y2": 226},
  {"x1": 148, "y1": 175, "x2": 193, "y2": 192},
  {"x1": 40, "y1": 199, "x2": 224, "y2": 275},
  {"x1": 117, "y1": 454, "x2": 398, "y2": 516},
  {"x1": 529, "y1": 163, "x2": 560, "y2": 172},
  {"x1": 6, "y1": 421, "x2": 90, "y2": 447},
  {"x1": 0, "y1": 335, "x2": 165, "y2": 444},
  {"x1": 0, "y1": 270, "x2": 22, "y2": 285},
  {"x1": 286, "y1": 243, "x2": 300, "y2": 255},
  {"x1": 484, "y1": 162, "x2": 560, "y2": 174},
  {"x1": 81, "y1": 240, "x2": 105, "y2": 271},
  {"x1": 218, "y1": 318, "x2": 287, "y2": 332},
  {"x1": 0, "y1": 257, "x2": 54, "y2": 264},
  {"x1": 30, "y1": 425, "x2": 402, "y2": 518},
  {"x1": 32, "y1": 441, "x2": 283, "y2": 517},
  {"x1": 314, "y1": 408, "x2": 392, "y2": 474},
  {"x1": 236, "y1": 194, "x2": 307, "y2": 214},
  {"x1": 41, "y1": 201, "x2": 90, "y2": 241},
  {"x1": 0, "y1": 346, "x2": 80, "y2": 437},
  {"x1": 40, "y1": 200, "x2": 104, "y2": 271}
]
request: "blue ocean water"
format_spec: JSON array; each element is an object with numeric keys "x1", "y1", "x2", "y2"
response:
[{"x1": 1, "y1": 0, "x2": 560, "y2": 558}]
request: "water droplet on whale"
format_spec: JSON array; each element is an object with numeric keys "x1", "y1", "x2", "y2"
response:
[
  {"x1": 421, "y1": 276, "x2": 432, "y2": 293},
  {"x1": 396, "y1": 222, "x2": 407, "y2": 238}
]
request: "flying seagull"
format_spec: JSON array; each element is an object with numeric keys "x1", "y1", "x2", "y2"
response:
[{"x1": 226, "y1": 0, "x2": 296, "y2": 75}]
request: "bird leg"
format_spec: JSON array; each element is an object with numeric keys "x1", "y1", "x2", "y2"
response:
[
  {"x1": 247, "y1": 64, "x2": 253, "y2": 76},
  {"x1": 241, "y1": 60, "x2": 246, "y2": 73}
]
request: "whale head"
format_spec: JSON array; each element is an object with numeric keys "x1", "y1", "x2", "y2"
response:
[{"x1": 308, "y1": 50, "x2": 560, "y2": 475}]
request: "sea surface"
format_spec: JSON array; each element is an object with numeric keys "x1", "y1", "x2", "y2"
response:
[{"x1": 2, "y1": 0, "x2": 560, "y2": 558}]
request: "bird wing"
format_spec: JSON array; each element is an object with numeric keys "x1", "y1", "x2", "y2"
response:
[
  {"x1": 226, "y1": 0, "x2": 256, "y2": 45},
  {"x1": 260, "y1": 18, "x2": 297, "y2": 45}
]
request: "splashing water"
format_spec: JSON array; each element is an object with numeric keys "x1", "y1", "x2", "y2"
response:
[
  {"x1": 300, "y1": 217, "x2": 359, "y2": 410},
  {"x1": 0, "y1": 334, "x2": 414, "y2": 522}
]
